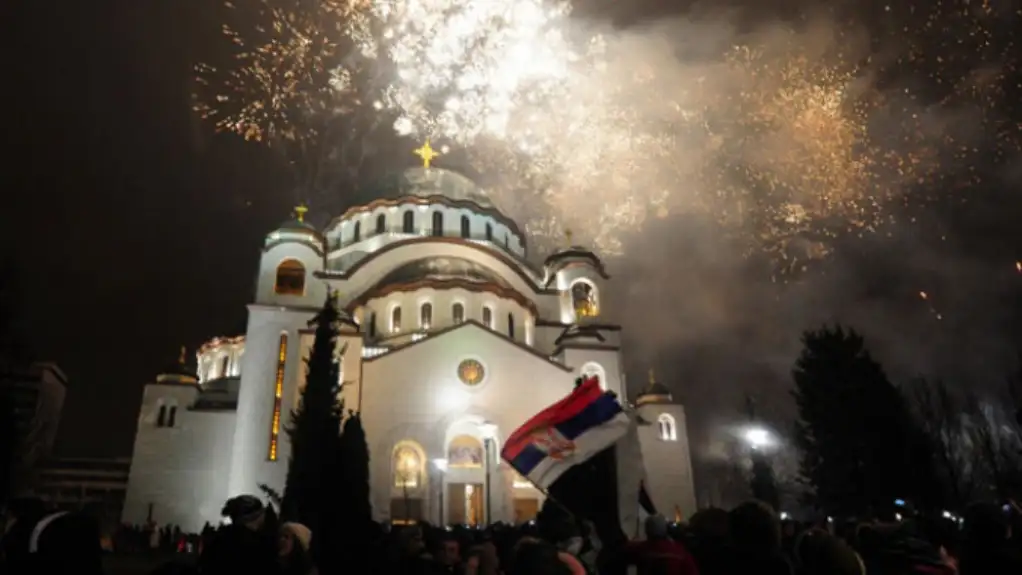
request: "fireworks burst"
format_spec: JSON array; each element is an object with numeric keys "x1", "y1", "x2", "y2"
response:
[{"x1": 193, "y1": 0, "x2": 1021, "y2": 270}]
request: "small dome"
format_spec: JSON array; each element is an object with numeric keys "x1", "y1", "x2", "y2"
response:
[
  {"x1": 373, "y1": 257, "x2": 510, "y2": 291},
  {"x1": 276, "y1": 218, "x2": 318, "y2": 233},
  {"x1": 360, "y1": 167, "x2": 497, "y2": 211},
  {"x1": 156, "y1": 347, "x2": 198, "y2": 385},
  {"x1": 636, "y1": 369, "x2": 673, "y2": 406}
]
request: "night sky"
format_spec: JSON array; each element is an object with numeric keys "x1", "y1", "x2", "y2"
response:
[{"x1": 5, "y1": 0, "x2": 1021, "y2": 459}]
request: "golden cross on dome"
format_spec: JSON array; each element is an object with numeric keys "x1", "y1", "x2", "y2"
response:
[
  {"x1": 179, "y1": 346, "x2": 187, "y2": 365},
  {"x1": 648, "y1": 368, "x2": 656, "y2": 384},
  {"x1": 414, "y1": 140, "x2": 440, "y2": 169},
  {"x1": 294, "y1": 203, "x2": 309, "y2": 223}
]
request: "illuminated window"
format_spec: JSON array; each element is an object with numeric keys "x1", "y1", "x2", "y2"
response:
[
  {"x1": 485, "y1": 223, "x2": 493, "y2": 241},
  {"x1": 403, "y1": 210, "x2": 414, "y2": 233},
  {"x1": 460, "y1": 215, "x2": 470, "y2": 238},
  {"x1": 658, "y1": 414, "x2": 677, "y2": 441},
  {"x1": 507, "y1": 313, "x2": 515, "y2": 339},
  {"x1": 369, "y1": 312, "x2": 377, "y2": 338},
  {"x1": 452, "y1": 303, "x2": 465, "y2": 324},
  {"x1": 167, "y1": 406, "x2": 178, "y2": 428},
  {"x1": 353, "y1": 221, "x2": 361, "y2": 242},
  {"x1": 391, "y1": 306, "x2": 402, "y2": 333},
  {"x1": 274, "y1": 260, "x2": 306, "y2": 296},
  {"x1": 504, "y1": 234, "x2": 509, "y2": 248},
  {"x1": 447, "y1": 435, "x2": 484, "y2": 468},
  {"x1": 156, "y1": 405, "x2": 167, "y2": 427},
  {"x1": 570, "y1": 280, "x2": 599, "y2": 318},
  {"x1": 432, "y1": 212, "x2": 444, "y2": 236},
  {"x1": 220, "y1": 356, "x2": 230, "y2": 379},
  {"x1": 420, "y1": 302, "x2": 432, "y2": 330},
  {"x1": 580, "y1": 362, "x2": 607, "y2": 389},
  {"x1": 268, "y1": 333, "x2": 288, "y2": 461},
  {"x1": 376, "y1": 214, "x2": 386, "y2": 235},
  {"x1": 393, "y1": 444, "x2": 423, "y2": 488},
  {"x1": 482, "y1": 306, "x2": 493, "y2": 328}
]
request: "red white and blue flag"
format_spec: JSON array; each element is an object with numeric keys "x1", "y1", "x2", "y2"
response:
[{"x1": 501, "y1": 376, "x2": 631, "y2": 490}]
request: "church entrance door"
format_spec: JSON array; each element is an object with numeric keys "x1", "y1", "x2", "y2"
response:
[{"x1": 447, "y1": 483, "x2": 483, "y2": 526}]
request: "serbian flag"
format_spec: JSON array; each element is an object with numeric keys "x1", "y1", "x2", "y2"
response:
[{"x1": 501, "y1": 376, "x2": 631, "y2": 490}]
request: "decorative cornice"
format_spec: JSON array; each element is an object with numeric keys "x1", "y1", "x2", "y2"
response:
[
  {"x1": 314, "y1": 237, "x2": 552, "y2": 295},
  {"x1": 262, "y1": 237, "x2": 327, "y2": 258},
  {"x1": 326, "y1": 195, "x2": 526, "y2": 242},
  {"x1": 247, "y1": 303, "x2": 323, "y2": 314},
  {"x1": 551, "y1": 343, "x2": 620, "y2": 357},
  {"x1": 350, "y1": 278, "x2": 539, "y2": 315}
]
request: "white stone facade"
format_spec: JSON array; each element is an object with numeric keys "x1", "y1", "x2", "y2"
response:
[{"x1": 122, "y1": 167, "x2": 696, "y2": 532}]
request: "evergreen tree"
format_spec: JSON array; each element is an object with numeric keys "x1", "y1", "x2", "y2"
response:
[
  {"x1": 792, "y1": 325, "x2": 928, "y2": 516},
  {"x1": 281, "y1": 292, "x2": 344, "y2": 533},
  {"x1": 750, "y1": 450, "x2": 780, "y2": 511},
  {"x1": 317, "y1": 412, "x2": 373, "y2": 569}
]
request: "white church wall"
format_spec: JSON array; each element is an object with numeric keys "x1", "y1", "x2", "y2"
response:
[
  {"x1": 226, "y1": 307, "x2": 314, "y2": 499},
  {"x1": 358, "y1": 322, "x2": 577, "y2": 523},
  {"x1": 123, "y1": 385, "x2": 235, "y2": 531},
  {"x1": 636, "y1": 404, "x2": 698, "y2": 520},
  {"x1": 557, "y1": 347, "x2": 624, "y2": 398},
  {"x1": 255, "y1": 241, "x2": 327, "y2": 308}
]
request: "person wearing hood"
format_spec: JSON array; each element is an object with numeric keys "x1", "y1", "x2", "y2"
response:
[
  {"x1": 198, "y1": 495, "x2": 279, "y2": 575},
  {"x1": 278, "y1": 522, "x2": 316, "y2": 575}
]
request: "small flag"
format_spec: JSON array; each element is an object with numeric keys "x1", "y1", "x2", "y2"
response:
[{"x1": 502, "y1": 376, "x2": 631, "y2": 490}]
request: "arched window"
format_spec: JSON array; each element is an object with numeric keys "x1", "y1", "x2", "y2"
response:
[
  {"x1": 402, "y1": 210, "x2": 415, "y2": 233},
  {"x1": 353, "y1": 221, "x2": 361, "y2": 242},
  {"x1": 507, "y1": 313, "x2": 515, "y2": 339},
  {"x1": 504, "y1": 234, "x2": 510, "y2": 248},
  {"x1": 391, "y1": 306, "x2": 403, "y2": 333},
  {"x1": 570, "y1": 280, "x2": 599, "y2": 318},
  {"x1": 220, "y1": 356, "x2": 230, "y2": 378},
  {"x1": 156, "y1": 405, "x2": 167, "y2": 427},
  {"x1": 482, "y1": 306, "x2": 493, "y2": 328},
  {"x1": 460, "y1": 215, "x2": 470, "y2": 238},
  {"x1": 452, "y1": 303, "x2": 465, "y2": 324},
  {"x1": 268, "y1": 333, "x2": 288, "y2": 460},
  {"x1": 420, "y1": 302, "x2": 433, "y2": 329},
  {"x1": 274, "y1": 259, "x2": 306, "y2": 296},
  {"x1": 393, "y1": 443, "x2": 423, "y2": 488},
  {"x1": 447, "y1": 435, "x2": 484, "y2": 468},
  {"x1": 658, "y1": 414, "x2": 677, "y2": 441},
  {"x1": 432, "y1": 212, "x2": 444, "y2": 236},
  {"x1": 376, "y1": 214, "x2": 386, "y2": 235},
  {"x1": 369, "y1": 312, "x2": 377, "y2": 338},
  {"x1": 485, "y1": 223, "x2": 493, "y2": 241},
  {"x1": 167, "y1": 406, "x2": 178, "y2": 428},
  {"x1": 580, "y1": 362, "x2": 607, "y2": 389}
]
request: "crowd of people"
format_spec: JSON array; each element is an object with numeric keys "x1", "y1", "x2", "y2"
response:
[{"x1": 3, "y1": 493, "x2": 1022, "y2": 574}]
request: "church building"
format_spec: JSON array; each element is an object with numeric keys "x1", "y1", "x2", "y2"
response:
[{"x1": 122, "y1": 145, "x2": 696, "y2": 531}]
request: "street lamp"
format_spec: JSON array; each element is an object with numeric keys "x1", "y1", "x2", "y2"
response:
[
  {"x1": 743, "y1": 426, "x2": 773, "y2": 450},
  {"x1": 480, "y1": 422, "x2": 499, "y2": 525},
  {"x1": 433, "y1": 458, "x2": 448, "y2": 526}
]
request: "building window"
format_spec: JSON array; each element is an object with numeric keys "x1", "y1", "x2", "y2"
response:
[
  {"x1": 268, "y1": 333, "x2": 288, "y2": 461},
  {"x1": 447, "y1": 435, "x2": 484, "y2": 468},
  {"x1": 156, "y1": 405, "x2": 167, "y2": 427},
  {"x1": 403, "y1": 210, "x2": 414, "y2": 233},
  {"x1": 391, "y1": 306, "x2": 403, "y2": 333},
  {"x1": 485, "y1": 223, "x2": 493, "y2": 241},
  {"x1": 432, "y1": 212, "x2": 444, "y2": 236},
  {"x1": 452, "y1": 303, "x2": 465, "y2": 324},
  {"x1": 580, "y1": 362, "x2": 607, "y2": 389},
  {"x1": 420, "y1": 302, "x2": 433, "y2": 330},
  {"x1": 570, "y1": 280, "x2": 599, "y2": 318},
  {"x1": 507, "y1": 313, "x2": 515, "y2": 339},
  {"x1": 504, "y1": 234, "x2": 510, "y2": 248},
  {"x1": 460, "y1": 215, "x2": 470, "y2": 238},
  {"x1": 167, "y1": 406, "x2": 178, "y2": 428},
  {"x1": 482, "y1": 306, "x2": 493, "y2": 328},
  {"x1": 220, "y1": 356, "x2": 230, "y2": 379},
  {"x1": 658, "y1": 414, "x2": 677, "y2": 441},
  {"x1": 376, "y1": 214, "x2": 386, "y2": 235},
  {"x1": 274, "y1": 259, "x2": 306, "y2": 296},
  {"x1": 393, "y1": 443, "x2": 423, "y2": 488},
  {"x1": 353, "y1": 221, "x2": 361, "y2": 243},
  {"x1": 369, "y1": 312, "x2": 377, "y2": 338}
]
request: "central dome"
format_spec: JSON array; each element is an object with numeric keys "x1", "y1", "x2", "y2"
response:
[
  {"x1": 374, "y1": 256, "x2": 510, "y2": 290},
  {"x1": 372, "y1": 167, "x2": 496, "y2": 210}
]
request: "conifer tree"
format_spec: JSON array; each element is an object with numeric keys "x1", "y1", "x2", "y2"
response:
[
  {"x1": 281, "y1": 292, "x2": 344, "y2": 533},
  {"x1": 792, "y1": 325, "x2": 927, "y2": 516},
  {"x1": 750, "y1": 451, "x2": 780, "y2": 511}
]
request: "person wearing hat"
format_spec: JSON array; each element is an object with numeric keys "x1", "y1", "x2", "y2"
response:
[
  {"x1": 278, "y1": 522, "x2": 316, "y2": 575},
  {"x1": 198, "y1": 495, "x2": 280, "y2": 575}
]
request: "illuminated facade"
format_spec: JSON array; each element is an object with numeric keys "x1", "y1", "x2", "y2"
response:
[{"x1": 122, "y1": 164, "x2": 695, "y2": 532}]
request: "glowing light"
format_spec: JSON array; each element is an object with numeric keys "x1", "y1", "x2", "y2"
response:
[
  {"x1": 743, "y1": 427, "x2": 773, "y2": 449},
  {"x1": 414, "y1": 140, "x2": 441, "y2": 169},
  {"x1": 433, "y1": 457, "x2": 448, "y2": 472}
]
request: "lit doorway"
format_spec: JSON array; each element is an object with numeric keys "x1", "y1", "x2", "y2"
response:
[{"x1": 447, "y1": 483, "x2": 483, "y2": 525}]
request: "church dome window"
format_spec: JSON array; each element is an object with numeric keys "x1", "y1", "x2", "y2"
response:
[
  {"x1": 353, "y1": 221, "x2": 362, "y2": 243},
  {"x1": 658, "y1": 414, "x2": 677, "y2": 441},
  {"x1": 432, "y1": 212, "x2": 444, "y2": 236},
  {"x1": 391, "y1": 306, "x2": 403, "y2": 333},
  {"x1": 482, "y1": 306, "x2": 493, "y2": 329},
  {"x1": 376, "y1": 214, "x2": 387, "y2": 235},
  {"x1": 507, "y1": 313, "x2": 515, "y2": 339},
  {"x1": 274, "y1": 259, "x2": 306, "y2": 296},
  {"x1": 460, "y1": 215, "x2": 470, "y2": 238},
  {"x1": 485, "y1": 223, "x2": 493, "y2": 241},
  {"x1": 420, "y1": 302, "x2": 433, "y2": 330},
  {"x1": 452, "y1": 302, "x2": 465, "y2": 324},
  {"x1": 403, "y1": 210, "x2": 415, "y2": 233},
  {"x1": 570, "y1": 279, "x2": 599, "y2": 318}
]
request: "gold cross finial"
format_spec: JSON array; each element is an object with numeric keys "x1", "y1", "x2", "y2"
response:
[
  {"x1": 294, "y1": 203, "x2": 309, "y2": 223},
  {"x1": 414, "y1": 140, "x2": 440, "y2": 169},
  {"x1": 179, "y1": 346, "x2": 187, "y2": 365},
  {"x1": 648, "y1": 368, "x2": 656, "y2": 385}
]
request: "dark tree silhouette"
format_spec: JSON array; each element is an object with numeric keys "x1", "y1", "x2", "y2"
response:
[
  {"x1": 281, "y1": 292, "x2": 344, "y2": 534},
  {"x1": 0, "y1": 392, "x2": 16, "y2": 508},
  {"x1": 792, "y1": 325, "x2": 935, "y2": 515},
  {"x1": 907, "y1": 378, "x2": 979, "y2": 511},
  {"x1": 750, "y1": 450, "x2": 780, "y2": 511}
]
